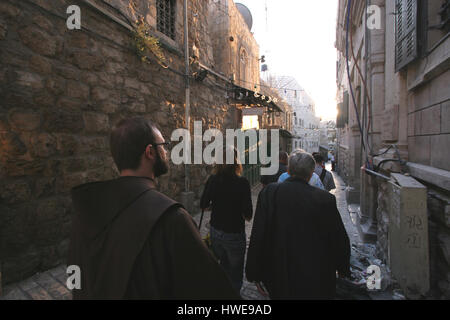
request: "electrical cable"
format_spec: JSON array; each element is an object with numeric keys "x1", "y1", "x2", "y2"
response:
[
  {"x1": 375, "y1": 159, "x2": 400, "y2": 172},
  {"x1": 349, "y1": 3, "x2": 373, "y2": 143},
  {"x1": 371, "y1": 145, "x2": 395, "y2": 157},
  {"x1": 19, "y1": 0, "x2": 304, "y2": 117},
  {"x1": 233, "y1": 77, "x2": 306, "y2": 92},
  {"x1": 19, "y1": 0, "x2": 184, "y2": 78},
  {"x1": 346, "y1": 0, "x2": 366, "y2": 151}
]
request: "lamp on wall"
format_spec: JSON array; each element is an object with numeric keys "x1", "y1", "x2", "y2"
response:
[{"x1": 194, "y1": 69, "x2": 208, "y2": 81}]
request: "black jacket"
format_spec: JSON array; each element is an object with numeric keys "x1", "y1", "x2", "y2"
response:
[
  {"x1": 67, "y1": 176, "x2": 239, "y2": 299},
  {"x1": 200, "y1": 174, "x2": 252, "y2": 234},
  {"x1": 246, "y1": 177, "x2": 350, "y2": 299}
]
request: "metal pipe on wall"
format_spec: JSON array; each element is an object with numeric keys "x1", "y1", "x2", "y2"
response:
[
  {"x1": 184, "y1": 0, "x2": 190, "y2": 193},
  {"x1": 361, "y1": 167, "x2": 391, "y2": 181}
]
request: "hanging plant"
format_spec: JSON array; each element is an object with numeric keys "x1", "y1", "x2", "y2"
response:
[{"x1": 133, "y1": 18, "x2": 168, "y2": 68}]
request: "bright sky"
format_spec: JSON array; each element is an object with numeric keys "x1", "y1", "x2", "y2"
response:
[{"x1": 237, "y1": 0, "x2": 338, "y2": 120}]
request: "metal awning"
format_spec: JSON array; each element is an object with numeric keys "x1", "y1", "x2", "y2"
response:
[
  {"x1": 231, "y1": 85, "x2": 284, "y2": 113},
  {"x1": 280, "y1": 129, "x2": 294, "y2": 139}
]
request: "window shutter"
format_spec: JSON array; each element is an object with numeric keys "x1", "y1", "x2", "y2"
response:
[
  {"x1": 395, "y1": 0, "x2": 419, "y2": 71},
  {"x1": 343, "y1": 91, "x2": 349, "y2": 125},
  {"x1": 337, "y1": 103, "x2": 344, "y2": 128}
]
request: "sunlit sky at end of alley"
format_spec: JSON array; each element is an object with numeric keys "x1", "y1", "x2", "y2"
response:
[{"x1": 237, "y1": 0, "x2": 338, "y2": 121}]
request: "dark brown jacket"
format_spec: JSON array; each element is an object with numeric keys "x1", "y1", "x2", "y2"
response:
[{"x1": 67, "y1": 176, "x2": 239, "y2": 300}]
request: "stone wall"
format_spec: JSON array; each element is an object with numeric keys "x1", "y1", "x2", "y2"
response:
[
  {"x1": 0, "y1": 0, "x2": 242, "y2": 284},
  {"x1": 426, "y1": 187, "x2": 450, "y2": 299},
  {"x1": 337, "y1": 0, "x2": 450, "y2": 298},
  {"x1": 209, "y1": 0, "x2": 260, "y2": 91},
  {"x1": 375, "y1": 177, "x2": 450, "y2": 299},
  {"x1": 407, "y1": 73, "x2": 450, "y2": 172},
  {"x1": 375, "y1": 179, "x2": 390, "y2": 263}
]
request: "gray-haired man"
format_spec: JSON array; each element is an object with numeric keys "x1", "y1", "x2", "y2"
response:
[{"x1": 246, "y1": 150, "x2": 350, "y2": 299}]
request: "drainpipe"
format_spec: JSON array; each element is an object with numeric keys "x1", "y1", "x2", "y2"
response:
[
  {"x1": 181, "y1": 0, "x2": 194, "y2": 214},
  {"x1": 184, "y1": 0, "x2": 190, "y2": 193}
]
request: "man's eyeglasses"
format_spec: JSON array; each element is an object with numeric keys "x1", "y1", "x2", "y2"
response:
[{"x1": 151, "y1": 142, "x2": 171, "y2": 150}]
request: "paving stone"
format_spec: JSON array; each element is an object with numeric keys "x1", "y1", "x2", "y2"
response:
[
  {"x1": 25, "y1": 286, "x2": 53, "y2": 300},
  {"x1": 45, "y1": 282, "x2": 71, "y2": 300},
  {"x1": 17, "y1": 278, "x2": 39, "y2": 292},
  {"x1": 48, "y1": 265, "x2": 66, "y2": 278},
  {"x1": 1, "y1": 284, "x2": 29, "y2": 300},
  {"x1": 33, "y1": 272, "x2": 57, "y2": 289},
  {"x1": 55, "y1": 272, "x2": 68, "y2": 286}
]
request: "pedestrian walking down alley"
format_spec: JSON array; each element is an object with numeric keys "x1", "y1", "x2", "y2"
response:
[
  {"x1": 0, "y1": 166, "x2": 405, "y2": 300},
  {"x1": 196, "y1": 163, "x2": 405, "y2": 300}
]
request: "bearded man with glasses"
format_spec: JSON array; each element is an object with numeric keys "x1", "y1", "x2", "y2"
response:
[{"x1": 67, "y1": 117, "x2": 238, "y2": 300}]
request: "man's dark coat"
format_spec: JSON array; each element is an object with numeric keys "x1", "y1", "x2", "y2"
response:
[
  {"x1": 245, "y1": 177, "x2": 351, "y2": 299},
  {"x1": 67, "y1": 176, "x2": 238, "y2": 299}
]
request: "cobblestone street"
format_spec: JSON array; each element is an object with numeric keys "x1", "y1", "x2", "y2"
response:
[
  {"x1": 1, "y1": 265, "x2": 71, "y2": 300},
  {"x1": 1, "y1": 166, "x2": 388, "y2": 300}
]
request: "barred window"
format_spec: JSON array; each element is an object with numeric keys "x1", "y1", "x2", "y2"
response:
[
  {"x1": 157, "y1": 0, "x2": 175, "y2": 40},
  {"x1": 336, "y1": 91, "x2": 349, "y2": 128}
]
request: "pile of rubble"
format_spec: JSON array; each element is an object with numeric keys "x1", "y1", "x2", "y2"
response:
[{"x1": 336, "y1": 243, "x2": 406, "y2": 300}]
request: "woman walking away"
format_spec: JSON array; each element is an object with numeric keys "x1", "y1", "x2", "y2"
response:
[{"x1": 200, "y1": 147, "x2": 253, "y2": 294}]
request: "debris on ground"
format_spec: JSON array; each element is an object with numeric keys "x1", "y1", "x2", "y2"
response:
[{"x1": 336, "y1": 243, "x2": 406, "y2": 300}]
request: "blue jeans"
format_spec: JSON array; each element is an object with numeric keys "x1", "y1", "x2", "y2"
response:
[{"x1": 210, "y1": 226, "x2": 246, "y2": 294}]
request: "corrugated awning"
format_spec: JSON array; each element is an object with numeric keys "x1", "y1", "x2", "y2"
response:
[
  {"x1": 231, "y1": 85, "x2": 284, "y2": 113},
  {"x1": 280, "y1": 129, "x2": 294, "y2": 139}
]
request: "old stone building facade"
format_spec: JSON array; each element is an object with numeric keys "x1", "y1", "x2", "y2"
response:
[
  {"x1": 336, "y1": 0, "x2": 449, "y2": 298},
  {"x1": 0, "y1": 0, "x2": 263, "y2": 285},
  {"x1": 272, "y1": 76, "x2": 320, "y2": 154}
]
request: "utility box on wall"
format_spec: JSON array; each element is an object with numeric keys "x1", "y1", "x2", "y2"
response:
[{"x1": 388, "y1": 173, "x2": 429, "y2": 298}]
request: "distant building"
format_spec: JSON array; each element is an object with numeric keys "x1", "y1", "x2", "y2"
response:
[
  {"x1": 270, "y1": 76, "x2": 320, "y2": 154},
  {"x1": 259, "y1": 80, "x2": 294, "y2": 153},
  {"x1": 319, "y1": 120, "x2": 337, "y2": 156}
]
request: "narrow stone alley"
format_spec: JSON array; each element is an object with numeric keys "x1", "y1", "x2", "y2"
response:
[{"x1": 1, "y1": 165, "x2": 403, "y2": 300}]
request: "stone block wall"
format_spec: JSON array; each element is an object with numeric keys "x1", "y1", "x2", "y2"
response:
[
  {"x1": 337, "y1": 144, "x2": 350, "y2": 184},
  {"x1": 0, "y1": 0, "x2": 238, "y2": 284},
  {"x1": 375, "y1": 177, "x2": 450, "y2": 299},
  {"x1": 375, "y1": 180, "x2": 390, "y2": 263},
  {"x1": 209, "y1": 0, "x2": 260, "y2": 91},
  {"x1": 427, "y1": 188, "x2": 450, "y2": 299},
  {"x1": 407, "y1": 71, "x2": 450, "y2": 172}
]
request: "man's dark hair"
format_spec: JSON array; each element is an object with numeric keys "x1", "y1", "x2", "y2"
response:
[
  {"x1": 313, "y1": 153, "x2": 324, "y2": 164},
  {"x1": 279, "y1": 151, "x2": 288, "y2": 164},
  {"x1": 110, "y1": 117, "x2": 158, "y2": 172}
]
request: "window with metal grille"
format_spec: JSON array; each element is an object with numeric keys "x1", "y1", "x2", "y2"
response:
[
  {"x1": 395, "y1": 0, "x2": 419, "y2": 71},
  {"x1": 157, "y1": 0, "x2": 175, "y2": 40}
]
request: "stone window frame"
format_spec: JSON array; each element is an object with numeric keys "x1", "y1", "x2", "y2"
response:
[
  {"x1": 424, "y1": 0, "x2": 450, "y2": 51},
  {"x1": 149, "y1": 0, "x2": 183, "y2": 55},
  {"x1": 401, "y1": 0, "x2": 450, "y2": 90},
  {"x1": 239, "y1": 47, "x2": 249, "y2": 87},
  {"x1": 394, "y1": 0, "x2": 420, "y2": 71},
  {"x1": 156, "y1": 0, "x2": 176, "y2": 41},
  {"x1": 84, "y1": 0, "x2": 183, "y2": 55}
]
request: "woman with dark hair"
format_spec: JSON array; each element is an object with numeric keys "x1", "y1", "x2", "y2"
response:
[{"x1": 200, "y1": 147, "x2": 253, "y2": 294}]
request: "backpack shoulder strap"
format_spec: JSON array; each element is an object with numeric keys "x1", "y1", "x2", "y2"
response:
[
  {"x1": 320, "y1": 168, "x2": 327, "y2": 183},
  {"x1": 91, "y1": 189, "x2": 183, "y2": 299}
]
